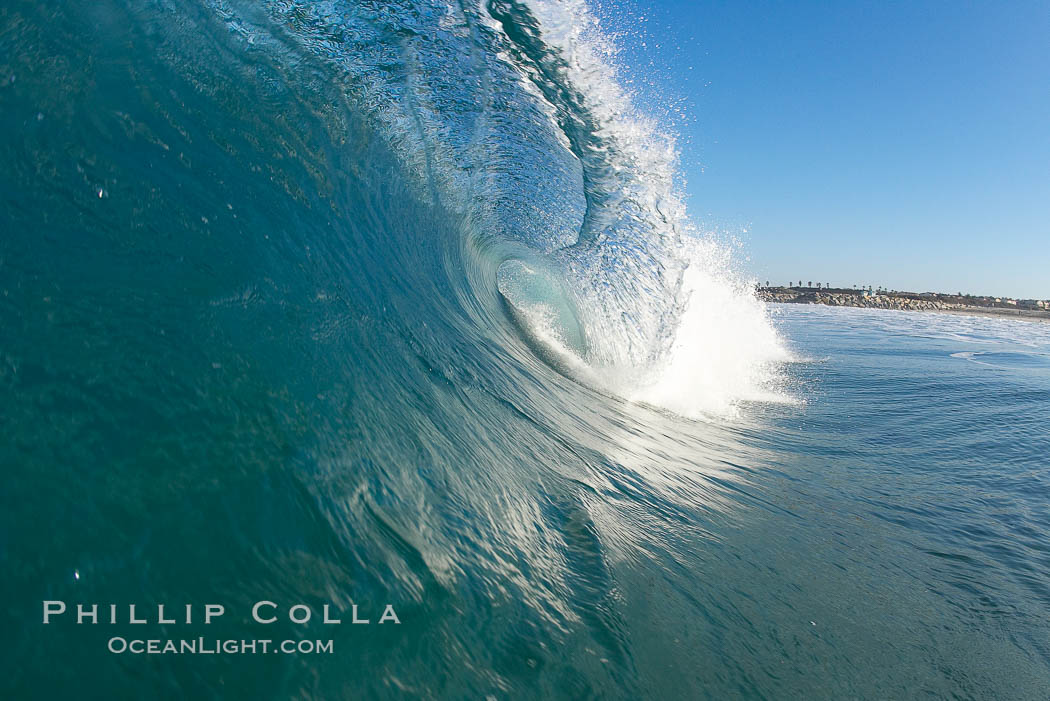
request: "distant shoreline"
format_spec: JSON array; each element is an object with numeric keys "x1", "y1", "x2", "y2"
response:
[{"x1": 758, "y1": 287, "x2": 1050, "y2": 323}]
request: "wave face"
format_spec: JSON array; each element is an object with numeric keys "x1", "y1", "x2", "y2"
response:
[
  {"x1": 0, "y1": 0, "x2": 791, "y2": 692},
  {"x1": 9, "y1": 0, "x2": 1050, "y2": 698}
]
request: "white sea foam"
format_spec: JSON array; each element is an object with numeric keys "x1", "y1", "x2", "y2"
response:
[
  {"x1": 628, "y1": 245, "x2": 796, "y2": 417},
  {"x1": 522, "y1": 0, "x2": 794, "y2": 418}
]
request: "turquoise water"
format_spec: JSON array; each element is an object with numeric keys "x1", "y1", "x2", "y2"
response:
[{"x1": 3, "y1": 0, "x2": 1050, "y2": 698}]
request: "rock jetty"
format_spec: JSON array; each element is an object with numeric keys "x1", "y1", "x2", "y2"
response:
[{"x1": 757, "y1": 287, "x2": 1050, "y2": 321}]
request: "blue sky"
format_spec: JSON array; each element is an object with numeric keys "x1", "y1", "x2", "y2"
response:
[{"x1": 599, "y1": 0, "x2": 1050, "y2": 298}]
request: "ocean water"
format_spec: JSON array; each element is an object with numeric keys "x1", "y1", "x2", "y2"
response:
[{"x1": 2, "y1": 0, "x2": 1049, "y2": 698}]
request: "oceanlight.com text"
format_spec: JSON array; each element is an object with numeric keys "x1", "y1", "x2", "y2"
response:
[{"x1": 107, "y1": 637, "x2": 334, "y2": 655}]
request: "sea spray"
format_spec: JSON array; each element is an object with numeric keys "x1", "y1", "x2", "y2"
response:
[
  {"x1": 509, "y1": 0, "x2": 794, "y2": 415},
  {"x1": 628, "y1": 239, "x2": 796, "y2": 417}
]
